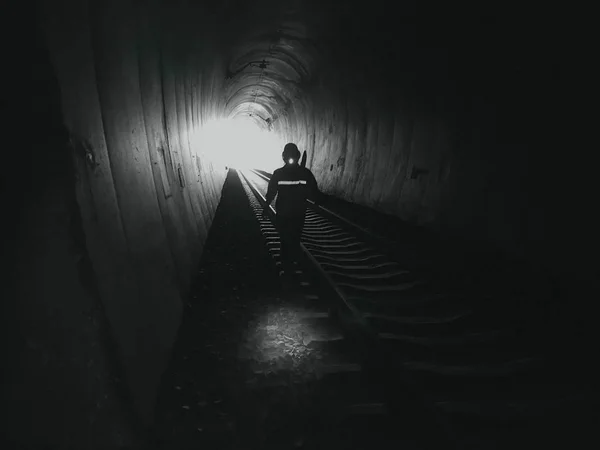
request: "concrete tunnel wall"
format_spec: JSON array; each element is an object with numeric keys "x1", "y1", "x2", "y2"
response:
[
  {"x1": 275, "y1": 78, "x2": 525, "y2": 253},
  {"x1": 3, "y1": 0, "x2": 231, "y2": 445},
  {"x1": 42, "y1": 0, "x2": 232, "y2": 418},
  {"x1": 269, "y1": 23, "x2": 505, "y2": 251},
  {"x1": 266, "y1": 15, "x2": 589, "y2": 290},
  {"x1": 4, "y1": 0, "x2": 595, "y2": 447}
]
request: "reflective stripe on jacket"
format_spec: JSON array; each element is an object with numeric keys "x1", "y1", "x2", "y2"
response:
[{"x1": 266, "y1": 165, "x2": 319, "y2": 217}]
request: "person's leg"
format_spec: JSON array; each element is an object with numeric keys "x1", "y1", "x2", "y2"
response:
[
  {"x1": 288, "y1": 215, "x2": 305, "y2": 264},
  {"x1": 276, "y1": 215, "x2": 294, "y2": 274}
]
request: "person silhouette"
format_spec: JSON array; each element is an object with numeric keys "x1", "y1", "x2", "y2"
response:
[{"x1": 264, "y1": 143, "x2": 319, "y2": 276}]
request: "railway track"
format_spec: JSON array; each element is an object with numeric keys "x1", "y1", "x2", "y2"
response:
[{"x1": 238, "y1": 168, "x2": 594, "y2": 449}]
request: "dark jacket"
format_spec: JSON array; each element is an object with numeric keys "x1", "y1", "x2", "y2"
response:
[{"x1": 266, "y1": 165, "x2": 319, "y2": 217}]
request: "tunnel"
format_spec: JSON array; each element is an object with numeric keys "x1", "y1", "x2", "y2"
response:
[{"x1": 3, "y1": 0, "x2": 595, "y2": 448}]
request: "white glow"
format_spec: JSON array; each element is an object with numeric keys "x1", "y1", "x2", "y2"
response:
[
  {"x1": 189, "y1": 118, "x2": 284, "y2": 170},
  {"x1": 238, "y1": 304, "x2": 331, "y2": 379},
  {"x1": 288, "y1": 158, "x2": 294, "y2": 164}
]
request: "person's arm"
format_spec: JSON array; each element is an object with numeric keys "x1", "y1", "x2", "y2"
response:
[
  {"x1": 307, "y1": 170, "x2": 320, "y2": 205},
  {"x1": 264, "y1": 171, "x2": 278, "y2": 209}
]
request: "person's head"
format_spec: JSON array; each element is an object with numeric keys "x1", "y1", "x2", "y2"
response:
[{"x1": 282, "y1": 143, "x2": 301, "y2": 165}]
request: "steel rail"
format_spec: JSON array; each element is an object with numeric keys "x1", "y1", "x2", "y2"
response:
[{"x1": 237, "y1": 168, "x2": 458, "y2": 448}]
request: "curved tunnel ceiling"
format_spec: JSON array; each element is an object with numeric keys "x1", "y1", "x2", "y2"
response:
[
  {"x1": 217, "y1": 0, "x2": 550, "y2": 132},
  {"x1": 220, "y1": 0, "x2": 474, "y2": 129},
  {"x1": 224, "y1": 10, "x2": 319, "y2": 127}
]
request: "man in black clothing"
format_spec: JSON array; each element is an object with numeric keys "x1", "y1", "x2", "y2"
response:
[{"x1": 264, "y1": 143, "x2": 320, "y2": 275}]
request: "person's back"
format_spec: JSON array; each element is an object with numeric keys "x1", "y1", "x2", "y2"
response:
[{"x1": 270, "y1": 164, "x2": 318, "y2": 217}]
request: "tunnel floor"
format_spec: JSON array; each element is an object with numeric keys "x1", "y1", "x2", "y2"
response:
[
  {"x1": 150, "y1": 170, "x2": 596, "y2": 450},
  {"x1": 151, "y1": 170, "x2": 397, "y2": 450}
]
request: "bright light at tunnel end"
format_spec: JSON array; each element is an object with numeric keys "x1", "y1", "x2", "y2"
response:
[{"x1": 190, "y1": 118, "x2": 284, "y2": 171}]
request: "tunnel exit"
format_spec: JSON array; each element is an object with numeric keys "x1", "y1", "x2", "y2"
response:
[{"x1": 191, "y1": 117, "x2": 284, "y2": 171}]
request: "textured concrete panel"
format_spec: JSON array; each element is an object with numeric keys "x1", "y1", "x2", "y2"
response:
[
  {"x1": 40, "y1": 0, "x2": 228, "y2": 431},
  {"x1": 137, "y1": 6, "x2": 192, "y2": 296},
  {"x1": 91, "y1": 0, "x2": 183, "y2": 423},
  {"x1": 4, "y1": 1, "x2": 143, "y2": 447}
]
